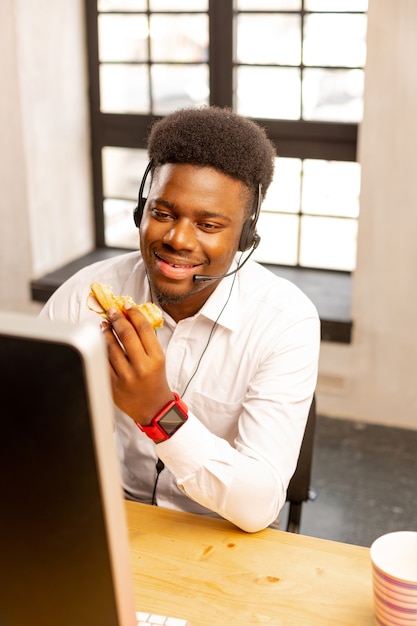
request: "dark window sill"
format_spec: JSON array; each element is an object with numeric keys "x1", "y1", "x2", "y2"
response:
[
  {"x1": 30, "y1": 249, "x2": 352, "y2": 344},
  {"x1": 262, "y1": 264, "x2": 352, "y2": 344}
]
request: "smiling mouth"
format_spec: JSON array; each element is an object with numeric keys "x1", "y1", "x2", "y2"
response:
[{"x1": 154, "y1": 251, "x2": 202, "y2": 269}]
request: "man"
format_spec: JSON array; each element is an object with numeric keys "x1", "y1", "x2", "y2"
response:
[{"x1": 41, "y1": 106, "x2": 320, "y2": 533}]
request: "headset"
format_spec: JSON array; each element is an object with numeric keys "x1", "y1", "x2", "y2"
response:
[
  {"x1": 133, "y1": 160, "x2": 153, "y2": 229},
  {"x1": 133, "y1": 161, "x2": 262, "y2": 252}
]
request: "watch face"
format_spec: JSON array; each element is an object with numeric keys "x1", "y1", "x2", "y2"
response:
[{"x1": 159, "y1": 404, "x2": 187, "y2": 437}]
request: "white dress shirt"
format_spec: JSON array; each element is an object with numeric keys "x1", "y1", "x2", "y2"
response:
[{"x1": 40, "y1": 250, "x2": 320, "y2": 532}]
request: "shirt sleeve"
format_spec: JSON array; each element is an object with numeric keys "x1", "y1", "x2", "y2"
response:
[
  {"x1": 156, "y1": 414, "x2": 282, "y2": 533},
  {"x1": 39, "y1": 272, "x2": 87, "y2": 323},
  {"x1": 156, "y1": 313, "x2": 320, "y2": 534}
]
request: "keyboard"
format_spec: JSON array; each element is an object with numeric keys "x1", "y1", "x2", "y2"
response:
[{"x1": 136, "y1": 611, "x2": 189, "y2": 625}]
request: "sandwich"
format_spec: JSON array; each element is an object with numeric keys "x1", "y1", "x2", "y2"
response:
[{"x1": 87, "y1": 282, "x2": 163, "y2": 330}]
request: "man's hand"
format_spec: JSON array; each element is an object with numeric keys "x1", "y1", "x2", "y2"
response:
[{"x1": 101, "y1": 303, "x2": 173, "y2": 425}]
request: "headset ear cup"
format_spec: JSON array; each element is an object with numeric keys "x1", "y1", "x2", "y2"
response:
[
  {"x1": 133, "y1": 197, "x2": 146, "y2": 228},
  {"x1": 133, "y1": 161, "x2": 153, "y2": 228},
  {"x1": 238, "y1": 219, "x2": 256, "y2": 251},
  {"x1": 238, "y1": 183, "x2": 262, "y2": 251},
  {"x1": 133, "y1": 204, "x2": 140, "y2": 227}
]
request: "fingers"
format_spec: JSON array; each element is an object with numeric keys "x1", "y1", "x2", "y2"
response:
[
  {"x1": 100, "y1": 318, "x2": 128, "y2": 377},
  {"x1": 107, "y1": 305, "x2": 158, "y2": 354},
  {"x1": 100, "y1": 306, "x2": 170, "y2": 423},
  {"x1": 102, "y1": 305, "x2": 164, "y2": 376}
]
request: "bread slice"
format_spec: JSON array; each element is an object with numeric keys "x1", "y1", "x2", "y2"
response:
[{"x1": 87, "y1": 282, "x2": 163, "y2": 330}]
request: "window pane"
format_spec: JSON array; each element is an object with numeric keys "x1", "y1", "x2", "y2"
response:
[
  {"x1": 302, "y1": 68, "x2": 364, "y2": 122},
  {"x1": 98, "y1": 15, "x2": 148, "y2": 62},
  {"x1": 236, "y1": 15, "x2": 301, "y2": 65},
  {"x1": 303, "y1": 14, "x2": 367, "y2": 67},
  {"x1": 102, "y1": 148, "x2": 149, "y2": 248},
  {"x1": 305, "y1": 0, "x2": 367, "y2": 11},
  {"x1": 100, "y1": 64, "x2": 149, "y2": 113},
  {"x1": 150, "y1": 0, "x2": 207, "y2": 9},
  {"x1": 236, "y1": 67, "x2": 300, "y2": 119},
  {"x1": 99, "y1": 0, "x2": 146, "y2": 10},
  {"x1": 102, "y1": 147, "x2": 147, "y2": 200},
  {"x1": 302, "y1": 160, "x2": 361, "y2": 218},
  {"x1": 238, "y1": 0, "x2": 301, "y2": 8},
  {"x1": 254, "y1": 213, "x2": 300, "y2": 266},
  {"x1": 105, "y1": 199, "x2": 139, "y2": 248},
  {"x1": 300, "y1": 215, "x2": 357, "y2": 270},
  {"x1": 152, "y1": 64, "x2": 209, "y2": 115},
  {"x1": 150, "y1": 15, "x2": 208, "y2": 62},
  {"x1": 262, "y1": 158, "x2": 301, "y2": 215}
]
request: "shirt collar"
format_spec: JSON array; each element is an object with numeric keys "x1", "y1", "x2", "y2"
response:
[{"x1": 196, "y1": 258, "x2": 242, "y2": 331}]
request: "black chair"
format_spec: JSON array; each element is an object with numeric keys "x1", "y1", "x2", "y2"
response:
[{"x1": 285, "y1": 396, "x2": 317, "y2": 533}]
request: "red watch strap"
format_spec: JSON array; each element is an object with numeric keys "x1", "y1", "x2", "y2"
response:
[{"x1": 135, "y1": 393, "x2": 188, "y2": 442}]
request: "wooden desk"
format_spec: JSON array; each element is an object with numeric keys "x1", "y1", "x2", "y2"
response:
[{"x1": 125, "y1": 501, "x2": 374, "y2": 626}]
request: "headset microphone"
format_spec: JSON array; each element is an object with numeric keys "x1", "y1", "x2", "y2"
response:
[{"x1": 193, "y1": 234, "x2": 260, "y2": 283}]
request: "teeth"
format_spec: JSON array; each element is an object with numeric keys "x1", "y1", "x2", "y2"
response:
[{"x1": 156, "y1": 253, "x2": 195, "y2": 269}]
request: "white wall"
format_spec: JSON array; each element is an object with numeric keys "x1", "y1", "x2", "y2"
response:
[
  {"x1": 1, "y1": 0, "x2": 416, "y2": 429},
  {"x1": 0, "y1": 0, "x2": 93, "y2": 314},
  {"x1": 317, "y1": 0, "x2": 417, "y2": 430},
  {"x1": 1, "y1": 0, "x2": 35, "y2": 312}
]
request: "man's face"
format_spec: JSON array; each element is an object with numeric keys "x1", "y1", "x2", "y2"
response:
[{"x1": 139, "y1": 163, "x2": 248, "y2": 320}]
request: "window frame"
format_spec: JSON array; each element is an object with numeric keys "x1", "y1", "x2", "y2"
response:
[{"x1": 30, "y1": 0, "x2": 358, "y2": 342}]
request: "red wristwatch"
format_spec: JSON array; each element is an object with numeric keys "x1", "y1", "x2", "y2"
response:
[{"x1": 136, "y1": 393, "x2": 188, "y2": 443}]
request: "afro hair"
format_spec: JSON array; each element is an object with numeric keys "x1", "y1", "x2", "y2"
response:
[{"x1": 147, "y1": 106, "x2": 277, "y2": 199}]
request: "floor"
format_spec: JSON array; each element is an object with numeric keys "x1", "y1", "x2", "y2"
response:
[{"x1": 281, "y1": 414, "x2": 417, "y2": 547}]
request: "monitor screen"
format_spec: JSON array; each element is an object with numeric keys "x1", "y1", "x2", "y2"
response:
[{"x1": 0, "y1": 313, "x2": 136, "y2": 626}]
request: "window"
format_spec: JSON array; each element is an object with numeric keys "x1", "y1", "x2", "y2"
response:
[{"x1": 86, "y1": 0, "x2": 367, "y2": 272}]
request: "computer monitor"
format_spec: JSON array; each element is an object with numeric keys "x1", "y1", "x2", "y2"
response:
[{"x1": 0, "y1": 312, "x2": 137, "y2": 626}]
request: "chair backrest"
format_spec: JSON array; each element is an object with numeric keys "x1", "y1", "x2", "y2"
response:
[{"x1": 285, "y1": 395, "x2": 316, "y2": 533}]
